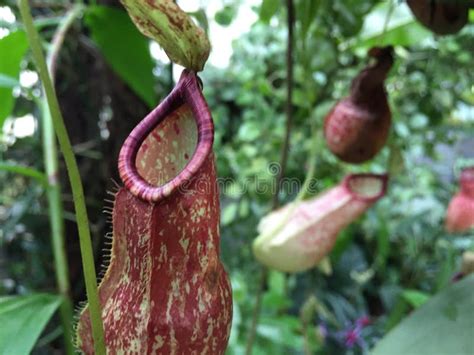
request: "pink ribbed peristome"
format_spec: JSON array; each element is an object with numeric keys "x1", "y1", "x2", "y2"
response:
[{"x1": 118, "y1": 70, "x2": 213, "y2": 202}]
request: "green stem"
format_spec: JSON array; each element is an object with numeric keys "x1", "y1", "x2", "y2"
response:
[
  {"x1": 246, "y1": 2, "x2": 295, "y2": 354},
  {"x1": 17, "y1": 1, "x2": 106, "y2": 354},
  {"x1": 251, "y1": 122, "x2": 318, "y2": 247},
  {"x1": 244, "y1": 266, "x2": 267, "y2": 355},
  {"x1": 255, "y1": 63, "x2": 338, "y2": 246},
  {"x1": 272, "y1": 0, "x2": 296, "y2": 209},
  {"x1": 39, "y1": 6, "x2": 84, "y2": 354},
  {"x1": 47, "y1": 5, "x2": 83, "y2": 78},
  {"x1": 42, "y1": 102, "x2": 75, "y2": 355}
]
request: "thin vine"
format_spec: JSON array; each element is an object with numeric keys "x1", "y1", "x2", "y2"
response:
[
  {"x1": 17, "y1": 1, "x2": 106, "y2": 354},
  {"x1": 272, "y1": 0, "x2": 296, "y2": 209},
  {"x1": 245, "y1": 1, "x2": 295, "y2": 354},
  {"x1": 41, "y1": 5, "x2": 84, "y2": 354}
]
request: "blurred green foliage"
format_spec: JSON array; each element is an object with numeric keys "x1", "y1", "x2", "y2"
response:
[
  {"x1": 0, "y1": 293, "x2": 62, "y2": 354},
  {"x1": 0, "y1": 0, "x2": 473, "y2": 354},
  {"x1": 371, "y1": 275, "x2": 474, "y2": 355},
  {"x1": 0, "y1": 30, "x2": 28, "y2": 126},
  {"x1": 85, "y1": 5, "x2": 156, "y2": 107}
]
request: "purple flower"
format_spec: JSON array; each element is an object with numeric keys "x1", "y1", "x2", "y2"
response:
[
  {"x1": 336, "y1": 315, "x2": 371, "y2": 349},
  {"x1": 343, "y1": 328, "x2": 360, "y2": 348}
]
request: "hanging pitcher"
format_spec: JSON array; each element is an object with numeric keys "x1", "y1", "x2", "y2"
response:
[
  {"x1": 445, "y1": 167, "x2": 474, "y2": 233},
  {"x1": 76, "y1": 70, "x2": 232, "y2": 354},
  {"x1": 324, "y1": 46, "x2": 393, "y2": 164},
  {"x1": 253, "y1": 173, "x2": 388, "y2": 273}
]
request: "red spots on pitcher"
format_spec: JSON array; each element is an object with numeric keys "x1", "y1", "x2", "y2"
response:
[
  {"x1": 173, "y1": 122, "x2": 180, "y2": 135},
  {"x1": 76, "y1": 70, "x2": 232, "y2": 354}
]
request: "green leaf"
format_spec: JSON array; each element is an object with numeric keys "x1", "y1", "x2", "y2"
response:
[
  {"x1": 258, "y1": 316, "x2": 303, "y2": 348},
  {"x1": 401, "y1": 289, "x2": 430, "y2": 308},
  {"x1": 371, "y1": 275, "x2": 474, "y2": 355},
  {"x1": 120, "y1": 0, "x2": 210, "y2": 71},
  {"x1": 259, "y1": 0, "x2": 280, "y2": 24},
  {"x1": 353, "y1": 2, "x2": 432, "y2": 49},
  {"x1": 262, "y1": 292, "x2": 291, "y2": 310},
  {"x1": 0, "y1": 30, "x2": 28, "y2": 128},
  {"x1": 298, "y1": 0, "x2": 320, "y2": 40},
  {"x1": 84, "y1": 6, "x2": 156, "y2": 107},
  {"x1": 0, "y1": 293, "x2": 62, "y2": 354}
]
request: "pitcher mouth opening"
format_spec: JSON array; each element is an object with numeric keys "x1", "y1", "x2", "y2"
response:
[
  {"x1": 343, "y1": 173, "x2": 389, "y2": 202},
  {"x1": 118, "y1": 70, "x2": 213, "y2": 203},
  {"x1": 134, "y1": 104, "x2": 197, "y2": 186}
]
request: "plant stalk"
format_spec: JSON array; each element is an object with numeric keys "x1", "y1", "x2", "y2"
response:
[
  {"x1": 18, "y1": 1, "x2": 106, "y2": 354},
  {"x1": 47, "y1": 5, "x2": 83, "y2": 77},
  {"x1": 41, "y1": 103, "x2": 75, "y2": 355},
  {"x1": 42, "y1": 104, "x2": 76, "y2": 354},
  {"x1": 39, "y1": 5, "x2": 83, "y2": 354},
  {"x1": 272, "y1": 0, "x2": 295, "y2": 209},
  {"x1": 246, "y1": 1, "x2": 295, "y2": 354}
]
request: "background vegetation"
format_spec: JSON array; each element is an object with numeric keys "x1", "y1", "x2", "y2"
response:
[{"x1": 0, "y1": 0, "x2": 473, "y2": 354}]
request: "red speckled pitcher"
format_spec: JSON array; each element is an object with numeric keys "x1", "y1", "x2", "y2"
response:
[
  {"x1": 76, "y1": 71, "x2": 232, "y2": 354},
  {"x1": 324, "y1": 46, "x2": 393, "y2": 164}
]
